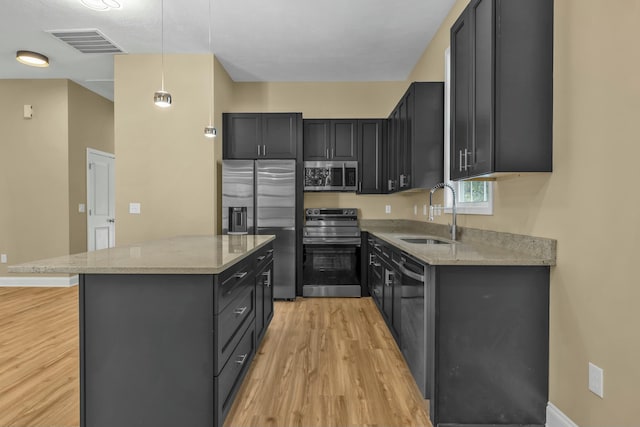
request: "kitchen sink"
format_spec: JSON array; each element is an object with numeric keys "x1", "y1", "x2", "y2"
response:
[{"x1": 400, "y1": 237, "x2": 450, "y2": 245}]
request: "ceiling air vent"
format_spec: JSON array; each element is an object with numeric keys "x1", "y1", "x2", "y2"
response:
[{"x1": 47, "y1": 29, "x2": 125, "y2": 54}]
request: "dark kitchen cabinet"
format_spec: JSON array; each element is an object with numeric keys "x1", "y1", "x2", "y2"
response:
[
  {"x1": 357, "y1": 120, "x2": 385, "y2": 194},
  {"x1": 254, "y1": 243, "x2": 274, "y2": 346},
  {"x1": 223, "y1": 113, "x2": 301, "y2": 159},
  {"x1": 303, "y1": 119, "x2": 358, "y2": 161},
  {"x1": 365, "y1": 234, "x2": 550, "y2": 427},
  {"x1": 450, "y1": 0, "x2": 553, "y2": 180},
  {"x1": 386, "y1": 82, "x2": 444, "y2": 192}
]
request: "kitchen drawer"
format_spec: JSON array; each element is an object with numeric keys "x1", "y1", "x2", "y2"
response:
[
  {"x1": 214, "y1": 285, "x2": 255, "y2": 375},
  {"x1": 254, "y1": 243, "x2": 274, "y2": 271},
  {"x1": 214, "y1": 258, "x2": 254, "y2": 314},
  {"x1": 214, "y1": 323, "x2": 256, "y2": 427}
]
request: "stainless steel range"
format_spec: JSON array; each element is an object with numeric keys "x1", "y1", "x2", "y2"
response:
[{"x1": 302, "y1": 208, "x2": 361, "y2": 297}]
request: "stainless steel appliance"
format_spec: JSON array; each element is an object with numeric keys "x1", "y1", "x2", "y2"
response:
[
  {"x1": 302, "y1": 208, "x2": 361, "y2": 297},
  {"x1": 304, "y1": 161, "x2": 358, "y2": 191},
  {"x1": 222, "y1": 160, "x2": 296, "y2": 299}
]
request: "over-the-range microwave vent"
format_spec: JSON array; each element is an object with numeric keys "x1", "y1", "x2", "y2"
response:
[{"x1": 47, "y1": 28, "x2": 125, "y2": 54}]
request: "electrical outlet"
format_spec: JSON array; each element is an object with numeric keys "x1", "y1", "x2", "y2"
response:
[
  {"x1": 1, "y1": 254, "x2": 7, "y2": 264},
  {"x1": 79, "y1": 203, "x2": 86, "y2": 213},
  {"x1": 385, "y1": 205, "x2": 391, "y2": 214},
  {"x1": 129, "y1": 203, "x2": 141, "y2": 214},
  {"x1": 589, "y1": 362, "x2": 604, "y2": 398}
]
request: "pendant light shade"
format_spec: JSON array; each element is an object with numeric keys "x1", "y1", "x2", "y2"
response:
[
  {"x1": 204, "y1": 126, "x2": 217, "y2": 138},
  {"x1": 16, "y1": 50, "x2": 49, "y2": 67},
  {"x1": 154, "y1": 0, "x2": 172, "y2": 107},
  {"x1": 153, "y1": 90, "x2": 172, "y2": 108}
]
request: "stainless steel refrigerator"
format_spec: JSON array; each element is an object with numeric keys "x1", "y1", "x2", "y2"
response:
[{"x1": 222, "y1": 160, "x2": 297, "y2": 299}]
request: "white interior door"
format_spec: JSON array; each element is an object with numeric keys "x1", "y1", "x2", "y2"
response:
[{"x1": 87, "y1": 149, "x2": 115, "y2": 251}]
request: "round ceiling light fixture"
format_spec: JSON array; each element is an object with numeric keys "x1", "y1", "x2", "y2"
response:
[
  {"x1": 80, "y1": 0, "x2": 121, "y2": 11},
  {"x1": 16, "y1": 50, "x2": 49, "y2": 67}
]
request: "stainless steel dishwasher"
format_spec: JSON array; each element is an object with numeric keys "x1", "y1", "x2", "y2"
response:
[{"x1": 399, "y1": 252, "x2": 431, "y2": 398}]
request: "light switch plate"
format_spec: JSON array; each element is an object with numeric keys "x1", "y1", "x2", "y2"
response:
[
  {"x1": 589, "y1": 362, "x2": 604, "y2": 398},
  {"x1": 385, "y1": 205, "x2": 391, "y2": 214},
  {"x1": 129, "y1": 202, "x2": 141, "y2": 214},
  {"x1": 78, "y1": 203, "x2": 85, "y2": 213},
  {"x1": 1, "y1": 254, "x2": 7, "y2": 264}
]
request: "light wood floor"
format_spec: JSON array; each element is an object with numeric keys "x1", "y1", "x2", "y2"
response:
[
  {"x1": 0, "y1": 287, "x2": 79, "y2": 427},
  {"x1": 225, "y1": 298, "x2": 431, "y2": 427},
  {"x1": 0, "y1": 289, "x2": 430, "y2": 427}
]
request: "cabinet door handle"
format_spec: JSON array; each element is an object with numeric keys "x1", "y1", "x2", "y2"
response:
[
  {"x1": 258, "y1": 145, "x2": 261, "y2": 156},
  {"x1": 464, "y1": 148, "x2": 470, "y2": 170},
  {"x1": 257, "y1": 255, "x2": 266, "y2": 261},
  {"x1": 233, "y1": 271, "x2": 248, "y2": 279},
  {"x1": 326, "y1": 148, "x2": 329, "y2": 159},
  {"x1": 235, "y1": 353, "x2": 248, "y2": 365},
  {"x1": 262, "y1": 271, "x2": 271, "y2": 288},
  {"x1": 331, "y1": 148, "x2": 334, "y2": 159},
  {"x1": 263, "y1": 145, "x2": 266, "y2": 156},
  {"x1": 359, "y1": 181, "x2": 362, "y2": 193},
  {"x1": 459, "y1": 150, "x2": 463, "y2": 172},
  {"x1": 234, "y1": 306, "x2": 248, "y2": 316}
]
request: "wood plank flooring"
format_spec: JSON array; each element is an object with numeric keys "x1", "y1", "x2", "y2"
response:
[
  {"x1": 0, "y1": 287, "x2": 79, "y2": 427},
  {"x1": 225, "y1": 298, "x2": 431, "y2": 427},
  {"x1": 0, "y1": 288, "x2": 430, "y2": 427}
]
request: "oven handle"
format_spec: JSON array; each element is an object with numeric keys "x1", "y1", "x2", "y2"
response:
[{"x1": 303, "y1": 238, "x2": 361, "y2": 246}]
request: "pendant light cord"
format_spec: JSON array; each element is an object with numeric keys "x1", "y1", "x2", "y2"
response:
[
  {"x1": 161, "y1": 0, "x2": 165, "y2": 91},
  {"x1": 208, "y1": 0, "x2": 214, "y2": 127}
]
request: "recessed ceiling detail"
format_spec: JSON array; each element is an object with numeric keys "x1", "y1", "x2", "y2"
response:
[{"x1": 47, "y1": 29, "x2": 124, "y2": 54}]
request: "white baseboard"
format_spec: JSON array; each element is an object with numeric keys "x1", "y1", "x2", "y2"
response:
[
  {"x1": 547, "y1": 402, "x2": 579, "y2": 427},
  {"x1": 0, "y1": 275, "x2": 79, "y2": 287}
]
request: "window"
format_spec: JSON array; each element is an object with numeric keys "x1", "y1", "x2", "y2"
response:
[{"x1": 443, "y1": 47, "x2": 493, "y2": 215}]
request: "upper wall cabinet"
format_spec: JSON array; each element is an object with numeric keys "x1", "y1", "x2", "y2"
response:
[
  {"x1": 357, "y1": 119, "x2": 385, "y2": 194},
  {"x1": 387, "y1": 82, "x2": 444, "y2": 193},
  {"x1": 450, "y1": 0, "x2": 553, "y2": 180},
  {"x1": 223, "y1": 113, "x2": 301, "y2": 159},
  {"x1": 303, "y1": 119, "x2": 358, "y2": 161}
]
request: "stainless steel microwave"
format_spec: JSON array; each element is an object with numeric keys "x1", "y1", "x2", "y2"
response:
[{"x1": 304, "y1": 161, "x2": 358, "y2": 192}]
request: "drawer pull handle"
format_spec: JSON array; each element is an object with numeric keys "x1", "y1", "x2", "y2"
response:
[
  {"x1": 262, "y1": 271, "x2": 271, "y2": 288},
  {"x1": 233, "y1": 271, "x2": 248, "y2": 279},
  {"x1": 266, "y1": 249, "x2": 274, "y2": 254},
  {"x1": 234, "y1": 306, "x2": 248, "y2": 316},
  {"x1": 235, "y1": 353, "x2": 248, "y2": 365},
  {"x1": 257, "y1": 256, "x2": 266, "y2": 261}
]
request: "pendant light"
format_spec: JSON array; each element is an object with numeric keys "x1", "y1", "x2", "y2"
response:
[
  {"x1": 204, "y1": 0, "x2": 216, "y2": 138},
  {"x1": 153, "y1": 0, "x2": 171, "y2": 108}
]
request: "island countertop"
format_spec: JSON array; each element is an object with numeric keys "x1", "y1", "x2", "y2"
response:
[{"x1": 8, "y1": 234, "x2": 275, "y2": 275}]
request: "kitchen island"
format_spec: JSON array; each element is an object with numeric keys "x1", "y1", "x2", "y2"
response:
[{"x1": 10, "y1": 234, "x2": 275, "y2": 427}]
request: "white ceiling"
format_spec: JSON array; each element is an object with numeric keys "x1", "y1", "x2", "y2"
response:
[{"x1": 0, "y1": 0, "x2": 456, "y2": 100}]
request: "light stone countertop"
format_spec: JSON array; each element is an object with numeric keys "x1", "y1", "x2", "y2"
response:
[
  {"x1": 8, "y1": 235, "x2": 275, "y2": 275},
  {"x1": 361, "y1": 221, "x2": 556, "y2": 266}
]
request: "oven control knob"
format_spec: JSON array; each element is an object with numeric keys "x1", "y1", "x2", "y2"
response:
[
  {"x1": 306, "y1": 209, "x2": 313, "y2": 215},
  {"x1": 313, "y1": 209, "x2": 320, "y2": 215}
]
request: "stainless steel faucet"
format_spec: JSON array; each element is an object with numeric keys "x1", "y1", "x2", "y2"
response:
[{"x1": 429, "y1": 183, "x2": 457, "y2": 241}]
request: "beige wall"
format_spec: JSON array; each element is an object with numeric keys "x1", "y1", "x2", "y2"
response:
[
  {"x1": 0, "y1": 80, "x2": 70, "y2": 275},
  {"x1": 213, "y1": 57, "x2": 235, "y2": 233},
  {"x1": 114, "y1": 54, "x2": 216, "y2": 245},
  {"x1": 407, "y1": 0, "x2": 639, "y2": 424},
  {"x1": 67, "y1": 81, "x2": 114, "y2": 254}
]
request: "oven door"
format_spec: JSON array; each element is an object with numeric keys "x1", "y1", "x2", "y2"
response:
[{"x1": 302, "y1": 243, "x2": 361, "y2": 297}]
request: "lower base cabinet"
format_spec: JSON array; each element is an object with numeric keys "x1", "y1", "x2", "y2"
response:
[
  {"x1": 79, "y1": 242, "x2": 275, "y2": 427},
  {"x1": 367, "y1": 239, "x2": 550, "y2": 427}
]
